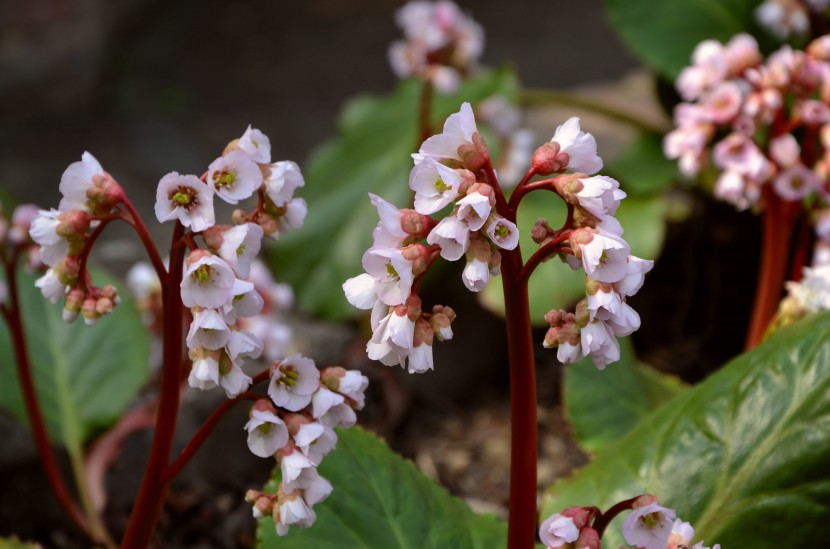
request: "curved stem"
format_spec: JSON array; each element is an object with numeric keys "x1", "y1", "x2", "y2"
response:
[
  {"x1": 120, "y1": 222, "x2": 186, "y2": 548},
  {"x1": 162, "y1": 392, "x2": 261, "y2": 484},
  {"x1": 507, "y1": 177, "x2": 559, "y2": 212},
  {"x1": 119, "y1": 198, "x2": 168, "y2": 284},
  {"x1": 1, "y1": 254, "x2": 95, "y2": 541},
  {"x1": 520, "y1": 88, "x2": 668, "y2": 134},
  {"x1": 592, "y1": 497, "x2": 638, "y2": 538},
  {"x1": 417, "y1": 79, "x2": 435, "y2": 145},
  {"x1": 518, "y1": 231, "x2": 573, "y2": 286}
]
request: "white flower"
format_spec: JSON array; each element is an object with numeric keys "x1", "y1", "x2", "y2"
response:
[
  {"x1": 294, "y1": 422, "x2": 337, "y2": 466},
  {"x1": 264, "y1": 161, "x2": 305, "y2": 207},
  {"x1": 571, "y1": 229, "x2": 630, "y2": 283},
  {"x1": 222, "y1": 278, "x2": 263, "y2": 321},
  {"x1": 407, "y1": 340, "x2": 434, "y2": 373},
  {"x1": 219, "y1": 357, "x2": 252, "y2": 398},
  {"x1": 586, "y1": 282, "x2": 622, "y2": 321},
  {"x1": 186, "y1": 308, "x2": 230, "y2": 350},
  {"x1": 574, "y1": 175, "x2": 625, "y2": 218},
  {"x1": 35, "y1": 268, "x2": 66, "y2": 303},
  {"x1": 416, "y1": 102, "x2": 478, "y2": 163},
  {"x1": 456, "y1": 191, "x2": 492, "y2": 231},
  {"x1": 238, "y1": 125, "x2": 271, "y2": 164},
  {"x1": 268, "y1": 354, "x2": 320, "y2": 411},
  {"x1": 343, "y1": 273, "x2": 378, "y2": 310},
  {"x1": 667, "y1": 519, "x2": 694, "y2": 549},
  {"x1": 603, "y1": 302, "x2": 641, "y2": 337},
  {"x1": 550, "y1": 117, "x2": 603, "y2": 175},
  {"x1": 279, "y1": 443, "x2": 316, "y2": 486},
  {"x1": 427, "y1": 215, "x2": 470, "y2": 261},
  {"x1": 335, "y1": 370, "x2": 369, "y2": 409},
  {"x1": 367, "y1": 303, "x2": 416, "y2": 367},
  {"x1": 369, "y1": 193, "x2": 408, "y2": 247},
  {"x1": 215, "y1": 223, "x2": 263, "y2": 279},
  {"x1": 311, "y1": 387, "x2": 357, "y2": 428},
  {"x1": 409, "y1": 157, "x2": 466, "y2": 214},
  {"x1": 556, "y1": 341, "x2": 583, "y2": 364},
  {"x1": 273, "y1": 198, "x2": 307, "y2": 235},
  {"x1": 483, "y1": 215, "x2": 519, "y2": 250},
  {"x1": 462, "y1": 257, "x2": 489, "y2": 292},
  {"x1": 155, "y1": 172, "x2": 215, "y2": 231},
  {"x1": 362, "y1": 247, "x2": 415, "y2": 306},
  {"x1": 614, "y1": 256, "x2": 654, "y2": 297},
  {"x1": 245, "y1": 405, "x2": 289, "y2": 458},
  {"x1": 275, "y1": 486, "x2": 316, "y2": 536},
  {"x1": 622, "y1": 502, "x2": 677, "y2": 549},
  {"x1": 539, "y1": 513, "x2": 580, "y2": 547},
  {"x1": 188, "y1": 351, "x2": 220, "y2": 391},
  {"x1": 180, "y1": 254, "x2": 236, "y2": 309},
  {"x1": 29, "y1": 209, "x2": 68, "y2": 267},
  {"x1": 58, "y1": 152, "x2": 104, "y2": 212},
  {"x1": 207, "y1": 150, "x2": 263, "y2": 204},
  {"x1": 580, "y1": 320, "x2": 620, "y2": 370},
  {"x1": 226, "y1": 329, "x2": 264, "y2": 360}
]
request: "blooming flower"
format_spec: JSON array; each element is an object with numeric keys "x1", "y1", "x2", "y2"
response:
[
  {"x1": 180, "y1": 253, "x2": 236, "y2": 309},
  {"x1": 622, "y1": 501, "x2": 677, "y2": 549},
  {"x1": 58, "y1": 152, "x2": 105, "y2": 212},
  {"x1": 207, "y1": 150, "x2": 263, "y2": 204},
  {"x1": 268, "y1": 354, "x2": 321, "y2": 411},
  {"x1": 416, "y1": 102, "x2": 479, "y2": 164},
  {"x1": 264, "y1": 161, "x2": 305, "y2": 207},
  {"x1": 409, "y1": 157, "x2": 468, "y2": 214},
  {"x1": 238, "y1": 125, "x2": 271, "y2": 164},
  {"x1": 427, "y1": 215, "x2": 471, "y2": 260},
  {"x1": 244, "y1": 400, "x2": 289, "y2": 458},
  {"x1": 155, "y1": 172, "x2": 215, "y2": 231},
  {"x1": 550, "y1": 117, "x2": 603, "y2": 175},
  {"x1": 539, "y1": 513, "x2": 580, "y2": 548}
]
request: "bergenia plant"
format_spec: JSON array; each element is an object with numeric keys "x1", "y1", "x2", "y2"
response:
[
  {"x1": 342, "y1": 100, "x2": 686, "y2": 548},
  {"x1": 0, "y1": 126, "x2": 367, "y2": 546},
  {"x1": 665, "y1": 32, "x2": 830, "y2": 347}
]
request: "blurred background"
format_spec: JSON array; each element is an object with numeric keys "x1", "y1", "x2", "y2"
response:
[{"x1": 0, "y1": 0, "x2": 760, "y2": 546}]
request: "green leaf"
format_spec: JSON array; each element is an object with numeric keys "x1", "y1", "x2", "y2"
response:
[
  {"x1": 479, "y1": 194, "x2": 666, "y2": 324},
  {"x1": 564, "y1": 338, "x2": 687, "y2": 454},
  {"x1": 605, "y1": 133, "x2": 678, "y2": 196},
  {"x1": 542, "y1": 312, "x2": 830, "y2": 548},
  {"x1": 605, "y1": 0, "x2": 761, "y2": 78},
  {"x1": 268, "y1": 69, "x2": 519, "y2": 320},
  {"x1": 0, "y1": 538, "x2": 41, "y2": 549},
  {"x1": 257, "y1": 426, "x2": 506, "y2": 548},
  {"x1": 0, "y1": 267, "x2": 150, "y2": 444}
]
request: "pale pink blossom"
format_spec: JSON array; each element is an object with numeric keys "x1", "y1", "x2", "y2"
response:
[
  {"x1": 58, "y1": 152, "x2": 104, "y2": 212},
  {"x1": 417, "y1": 102, "x2": 478, "y2": 163},
  {"x1": 573, "y1": 175, "x2": 626, "y2": 218},
  {"x1": 155, "y1": 172, "x2": 215, "y2": 231},
  {"x1": 274, "y1": 485, "x2": 317, "y2": 536},
  {"x1": 311, "y1": 387, "x2": 357, "y2": 428},
  {"x1": 186, "y1": 308, "x2": 230, "y2": 350},
  {"x1": 207, "y1": 150, "x2": 262, "y2": 204},
  {"x1": 268, "y1": 354, "x2": 321, "y2": 412},
  {"x1": 362, "y1": 246, "x2": 416, "y2": 306},
  {"x1": 462, "y1": 257, "x2": 489, "y2": 292},
  {"x1": 622, "y1": 502, "x2": 676, "y2": 549},
  {"x1": 456, "y1": 191, "x2": 492, "y2": 231},
  {"x1": 294, "y1": 422, "x2": 337, "y2": 465},
  {"x1": 409, "y1": 157, "x2": 467, "y2": 214},
  {"x1": 245, "y1": 402, "x2": 289, "y2": 458},
  {"x1": 769, "y1": 133, "x2": 801, "y2": 168},
  {"x1": 773, "y1": 164, "x2": 819, "y2": 201},
  {"x1": 10, "y1": 204, "x2": 39, "y2": 244},
  {"x1": 614, "y1": 256, "x2": 655, "y2": 297},
  {"x1": 539, "y1": 513, "x2": 580, "y2": 547},
  {"x1": 427, "y1": 215, "x2": 471, "y2": 260},
  {"x1": 571, "y1": 229, "x2": 630, "y2": 283},
  {"x1": 264, "y1": 161, "x2": 304, "y2": 207},
  {"x1": 369, "y1": 193, "x2": 408, "y2": 247},
  {"x1": 550, "y1": 117, "x2": 603, "y2": 175},
  {"x1": 703, "y1": 81, "x2": 743, "y2": 123},
  {"x1": 580, "y1": 320, "x2": 620, "y2": 369},
  {"x1": 238, "y1": 125, "x2": 271, "y2": 164},
  {"x1": 483, "y1": 215, "x2": 519, "y2": 250},
  {"x1": 214, "y1": 223, "x2": 263, "y2": 279},
  {"x1": 180, "y1": 254, "x2": 236, "y2": 309}
]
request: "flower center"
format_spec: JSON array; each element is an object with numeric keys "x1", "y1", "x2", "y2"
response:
[
  {"x1": 494, "y1": 225, "x2": 509, "y2": 239},
  {"x1": 280, "y1": 366, "x2": 299, "y2": 387},
  {"x1": 386, "y1": 262, "x2": 399, "y2": 278},
  {"x1": 213, "y1": 169, "x2": 237, "y2": 189},
  {"x1": 639, "y1": 511, "x2": 663, "y2": 529},
  {"x1": 192, "y1": 264, "x2": 213, "y2": 284},
  {"x1": 170, "y1": 186, "x2": 197, "y2": 209},
  {"x1": 434, "y1": 177, "x2": 450, "y2": 193}
]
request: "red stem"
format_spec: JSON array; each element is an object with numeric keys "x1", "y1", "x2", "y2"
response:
[
  {"x1": 417, "y1": 79, "x2": 434, "y2": 145},
  {"x1": 745, "y1": 193, "x2": 795, "y2": 349},
  {"x1": 119, "y1": 198, "x2": 168, "y2": 284},
  {"x1": 162, "y1": 392, "x2": 261, "y2": 484},
  {"x1": 120, "y1": 223, "x2": 186, "y2": 548},
  {"x1": 518, "y1": 231, "x2": 572, "y2": 285},
  {"x1": 592, "y1": 497, "x2": 638, "y2": 538},
  {"x1": 1, "y1": 253, "x2": 93, "y2": 539}
]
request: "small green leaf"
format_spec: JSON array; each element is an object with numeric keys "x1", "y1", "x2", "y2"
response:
[
  {"x1": 268, "y1": 69, "x2": 519, "y2": 320},
  {"x1": 564, "y1": 338, "x2": 687, "y2": 454},
  {"x1": 257, "y1": 426, "x2": 506, "y2": 548},
  {"x1": 0, "y1": 267, "x2": 150, "y2": 444},
  {"x1": 605, "y1": 133, "x2": 678, "y2": 196},
  {"x1": 542, "y1": 312, "x2": 830, "y2": 548},
  {"x1": 479, "y1": 194, "x2": 665, "y2": 324},
  {"x1": 605, "y1": 0, "x2": 762, "y2": 78}
]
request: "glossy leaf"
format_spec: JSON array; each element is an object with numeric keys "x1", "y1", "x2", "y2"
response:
[
  {"x1": 479, "y1": 194, "x2": 665, "y2": 324},
  {"x1": 268, "y1": 69, "x2": 519, "y2": 320},
  {"x1": 605, "y1": 0, "x2": 761, "y2": 78},
  {"x1": 257, "y1": 426, "x2": 506, "y2": 548},
  {"x1": 0, "y1": 268, "x2": 150, "y2": 444},
  {"x1": 542, "y1": 312, "x2": 830, "y2": 548},
  {"x1": 564, "y1": 338, "x2": 687, "y2": 454}
]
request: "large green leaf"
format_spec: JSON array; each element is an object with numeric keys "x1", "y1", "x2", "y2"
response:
[
  {"x1": 479, "y1": 194, "x2": 665, "y2": 324},
  {"x1": 605, "y1": 0, "x2": 761, "y2": 78},
  {"x1": 257, "y1": 426, "x2": 506, "y2": 548},
  {"x1": 269, "y1": 69, "x2": 519, "y2": 320},
  {"x1": 542, "y1": 312, "x2": 830, "y2": 548},
  {"x1": 564, "y1": 338, "x2": 687, "y2": 454},
  {"x1": 0, "y1": 267, "x2": 150, "y2": 444}
]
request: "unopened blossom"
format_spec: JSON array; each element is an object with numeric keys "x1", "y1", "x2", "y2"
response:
[
  {"x1": 218, "y1": 352, "x2": 253, "y2": 398},
  {"x1": 180, "y1": 252, "x2": 236, "y2": 308},
  {"x1": 549, "y1": 117, "x2": 603, "y2": 175},
  {"x1": 667, "y1": 519, "x2": 694, "y2": 549},
  {"x1": 539, "y1": 513, "x2": 580, "y2": 547},
  {"x1": 622, "y1": 501, "x2": 677, "y2": 549},
  {"x1": 407, "y1": 318, "x2": 434, "y2": 373},
  {"x1": 264, "y1": 161, "x2": 305, "y2": 207},
  {"x1": 245, "y1": 400, "x2": 289, "y2": 458},
  {"x1": 58, "y1": 152, "x2": 105, "y2": 212},
  {"x1": 321, "y1": 366, "x2": 369, "y2": 409},
  {"x1": 207, "y1": 150, "x2": 262, "y2": 204},
  {"x1": 462, "y1": 234, "x2": 492, "y2": 291},
  {"x1": 268, "y1": 354, "x2": 321, "y2": 411},
  {"x1": 273, "y1": 484, "x2": 317, "y2": 536},
  {"x1": 155, "y1": 172, "x2": 215, "y2": 231},
  {"x1": 770, "y1": 133, "x2": 801, "y2": 168},
  {"x1": 615, "y1": 256, "x2": 655, "y2": 297},
  {"x1": 580, "y1": 319, "x2": 620, "y2": 369},
  {"x1": 238, "y1": 125, "x2": 271, "y2": 164},
  {"x1": 188, "y1": 347, "x2": 220, "y2": 391},
  {"x1": 756, "y1": 0, "x2": 810, "y2": 39}
]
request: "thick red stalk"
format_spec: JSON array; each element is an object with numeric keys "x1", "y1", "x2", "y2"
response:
[
  {"x1": 745, "y1": 193, "x2": 795, "y2": 349},
  {"x1": 1, "y1": 257, "x2": 93, "y2": 540},
  {"x1": 120, "y1": 223, "x2": 185, "y2": 548}
]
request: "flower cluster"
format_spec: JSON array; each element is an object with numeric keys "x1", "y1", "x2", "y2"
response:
[
  {"x1": 388, "y1": 0, "x2": 484, "y2": 93},
  {"x1": 665, "y1": 33, "x2": 830, "y2": 258},
  {"x1": 536, "y1": 119, "x2": 653, "y2": 369},
  {"x1": 243, "y1": 359, "x2": 368, "y2": 536},
  {"x1": 540, "y1": 495, "x2": 719, "y2": 549},
  {"x1": 756, "y1": 0, "x2": 829, "y2": 39},
  {"x1": 28, "y1": 152, "x2": 126, "y2": 325}
]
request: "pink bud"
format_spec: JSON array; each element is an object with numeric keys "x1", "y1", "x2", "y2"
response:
[
  {"x1": 56, "y1": 210, "x2": 91, "y2": 238},
  {"x1": 400, "y1": 210, "x2": 436, "y2": 238},
  {"x1": 87, "y1": 173, "x2": 125, "y2": 211},
  {"x1": 532, "y1": 141, "x2": 568, "y2": 175},
  {"x1": 202, "y1": 225, "x2": 230, "y2": 251},
  {"x1": 457, "y1": 133, "x2": 491, "y2": 171},
  {"x1": 531, "y1": 218, "x2": 552, "y2": 244},
  {"x1": 413, "y1": 317, "x2": 434, "y2": 347},
  {"x1": 632, "y1": 493, "x2": 659, "y2": 509},
  {"x1": 575, "y1": 526, "x2": 601, "y2": 549},
  {"x1": 282, "y1": 414, "x2": 310, "y2": 437},
  {"x1": 321, "y1": 366, "x2": 347, "y2": 392},
  {"x1": 95, "y1": 296, "x2": 114, "y2": 316}
]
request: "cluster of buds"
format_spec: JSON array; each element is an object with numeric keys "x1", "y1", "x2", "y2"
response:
[
  {"x1": 244, "y1": 358, "x2": 368, "y2": 535},
  {"x1": 535, "y1": 119, "x2": 653, "y2": 369},
  {"x1": 343, "y1": 102, "x2": 521, "y2": 372},
  {"x1": 388, "y1": 0, "x2": 483, "y2": 93},
  {"x1": 27, "y1": 153, "x2": 127, "y2": 325},
  {"x1": 756, "y1": 0, "x2": 829, "y2": 39},
  {"x1": 540, "y1": 495, "x2": 719, "y2": 549},
  {"x1": 664, "y1": 34, "x2": 830, "y2": 255}
]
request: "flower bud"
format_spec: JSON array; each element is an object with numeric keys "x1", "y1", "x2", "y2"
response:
[
  {"x1": 543, "y1": 326, "x2": 560, "y2": 348},
  {"x1": 320, "y1": 366, "x2": 347, "y2": 392},
  {"x1": 400, "y1": 209, "x2": 436, "y2": 238},
  {"x1": 63, "y1": 287, "x2": 85, "y2": 323},
  {"x1": 56, "y1": 210, "x2": 91, "y2": 239},
  {"x1": 488, "y1": 249, "x2": 501, "y2": 275},
  {"x1": 575, "y1": 526, "x2": 601, "y2": 549},
  {"x1": 531, "y1": 218, "x2": 552, "y2": 244},
  {"x1": 202, "y1": 225, "x2": 230, "y2": 251},
  {"x1": 55, "y1": 256, "x2": 81, "y2": 286},
  {"x1": 222, "y1": 138, "x2": 242, "y2": 156},
  {"x1": 413, "y1": 317, "x2": 434, "y2": 348},
  {"x1": 457, "y1": 133, "x2": 490, "y2": 171},
  {"x1": 632, "y1": 493, "x2": 659, "y2": 509},
  {"x1": 232, "y1": 209, "x2": 250, "y2": 225},
  {"x1": 81, "y1": 297, "x2": 99, "y2": 327},
  {"x1": 87, "y1": 173, "x2": 125, "y2": 211},
  {"x1": 574, "y1": 299, "x2": 590, "y2": 327},
  {"x1": 283, "y1": 413, "x2": 310, "y2": 437},
  {"x1": 100, "y1": 284, "x2": 120, "y2": 305},
  {"x1": 401, "y1": 244, "x2": 433, "y2": 277},
  {"x1": 95, "y1": 296, "x2": 114, "y2": 316}
]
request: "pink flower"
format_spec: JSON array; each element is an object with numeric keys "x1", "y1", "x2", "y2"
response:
[
  {"x1": 207, "y1": 150, "x2": 263, "y2": 204},
  {"x1": 238, "y1": 125, "x2": 271, "y2": 164},
  {"x1": 539, "y1": 513, "x2": 579, "y2": 547},
  {"x1": 155, "y1": 172, "x2": 215, "y2": 231},
  {"x1": 622, "y1": 501, "x2": 676, "y2": 549},
  {"x1": 268, "y1": 354, "x2": 321, "y2": 412},
  {"x1": 244, "y1": 400, "x2": 289, "y2": 458},
  {"x1": 416, "y1": 102, "x2": 479, "y2": 164},
  {"x1": 549, "y1": 117, "x2": 603, "y2": 175},
  {"x1": 58, "y1": 152, "x2": 104, "y2": 212}
]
